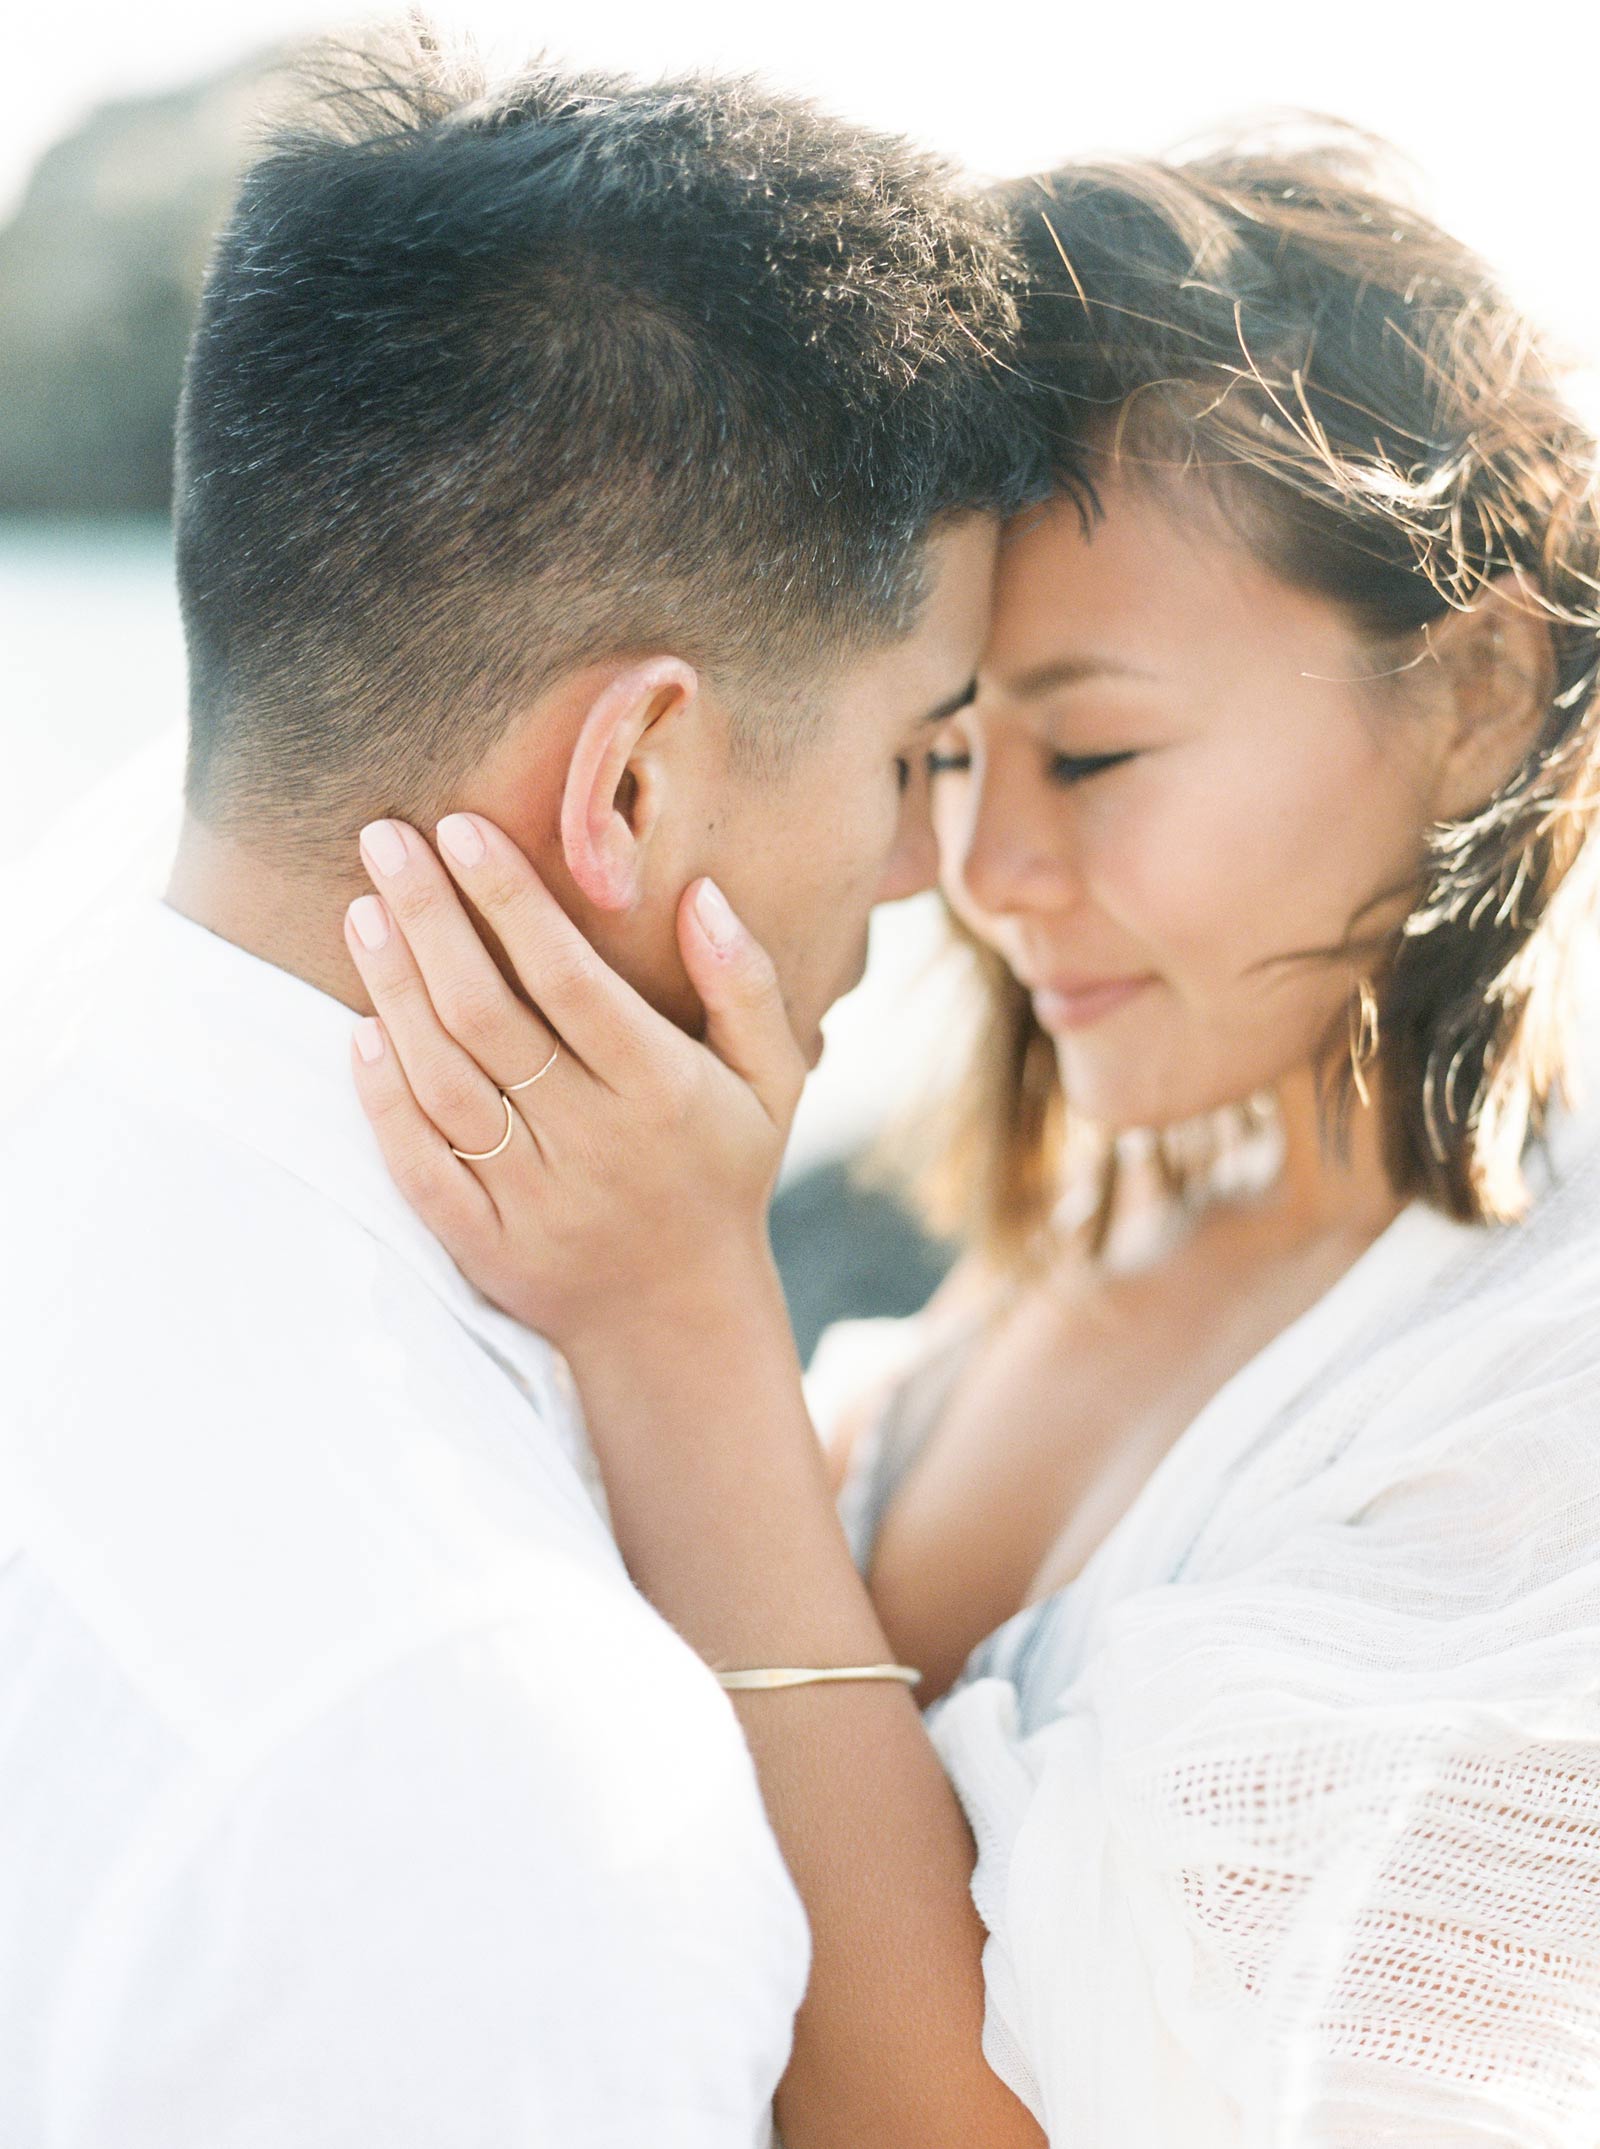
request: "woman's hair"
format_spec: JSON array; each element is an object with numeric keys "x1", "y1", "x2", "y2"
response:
[{"x1": 921, "y1": 125, "x2": 1600, "y2": 1267}]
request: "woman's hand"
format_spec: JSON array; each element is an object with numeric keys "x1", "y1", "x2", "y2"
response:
[{"x1": 342, "y1": 811, "x2": 807, "y2": 1347}]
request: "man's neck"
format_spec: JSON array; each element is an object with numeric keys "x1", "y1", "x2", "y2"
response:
[{"x1": 165, "y1": 814, "x2": 373, "y2": 1016}]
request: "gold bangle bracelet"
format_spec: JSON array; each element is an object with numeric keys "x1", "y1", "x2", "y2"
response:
[{"x1": 716, "y1": 1664, "x2": 922, "y2": 1692}]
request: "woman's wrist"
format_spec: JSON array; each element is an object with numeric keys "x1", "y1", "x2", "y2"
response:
[
  {"x1": 594, "y1": 1386, "x2": 891, "y2": 1675},
  {"x1": 553, "y1": 1238, "x2": 886, "y2": 1668},
  {"x1": 557, "y1": 1228, "x2": 793, "y2": 1390}
]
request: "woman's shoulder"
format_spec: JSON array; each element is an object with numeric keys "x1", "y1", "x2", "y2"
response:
[{"x1": 1422, "y1": 1083, "x2": 1600, "y2": 1390}]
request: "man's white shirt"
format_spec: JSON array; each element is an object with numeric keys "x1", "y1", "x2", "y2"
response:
[{"x1": 0, "y1": 898, "x2": 809, "y2": 2148}]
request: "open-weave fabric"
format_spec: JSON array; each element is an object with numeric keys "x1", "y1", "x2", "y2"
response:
[
  {"x1": 923, "y1": 1127, "x2": 1600, "y2": 2147},
  {"x1": 823, "y1": 1084, "x2": 1600, "y2": 2145}
]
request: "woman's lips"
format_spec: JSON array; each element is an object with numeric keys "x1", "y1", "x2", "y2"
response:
[{"x1": 1031, "y1": 975, "x2": 1154, "y2": 1032}]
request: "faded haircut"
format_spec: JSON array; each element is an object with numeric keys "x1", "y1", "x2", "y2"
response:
[{"x1": 173, "y1": 28, "x2": 1045, "y2": 855}]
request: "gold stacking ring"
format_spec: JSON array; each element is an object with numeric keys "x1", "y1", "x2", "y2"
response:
[
  {"x1": 448, "y1": 1047, "x2": 558, "y2": 1162},
  {"x1": 505, "y1": 1044, "x2": 560, "y2": 1093},
  {"x1": 450, "y1": 1093, "x2": 517, "y2": 1163}
]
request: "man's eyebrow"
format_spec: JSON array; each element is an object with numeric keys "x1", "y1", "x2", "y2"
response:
[
  {"x1": 1001, "y1": 657, "x2": 1154, "y2": 698},
  {"x1": 921, "y1": 677, "x2": 979, "y2": 726}
]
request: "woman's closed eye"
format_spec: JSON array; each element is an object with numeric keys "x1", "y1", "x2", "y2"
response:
[
  {"x1": 925, "y1": 748, "x2": 1139, "y2": 785},
  {"x1": 1048, "y1": 750, "x2": 1139, "y2": 786}
]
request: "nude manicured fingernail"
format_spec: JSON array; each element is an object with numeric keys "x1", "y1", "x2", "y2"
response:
[
  {"x1": 695, "y1": 878, "x2": 740, "y2": 952},
  {"x1": 360, "y1": 820, "x2": 408, "y2": 876},
  {"x1": 349, "y1": 895, "x2": 390, "y2": 951},
  {"x1": 437, "y1": 814, "x2": 486, "y2": 867},
  {"x1": 354, "y1": 1018, "x2": 385, "y2": 1063}
]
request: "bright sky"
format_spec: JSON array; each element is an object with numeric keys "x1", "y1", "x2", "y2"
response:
[{"x1": 8, "y1": 0, "x2": 1600, "y2": 363}]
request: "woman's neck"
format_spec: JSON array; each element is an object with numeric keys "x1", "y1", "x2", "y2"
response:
[{"x1": 1267, "y1": 1061, "x2": 1403, "y2": 1246}]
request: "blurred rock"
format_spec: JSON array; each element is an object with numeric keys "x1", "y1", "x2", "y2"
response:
[
  {"x1": 771, "y1": 1154, "x2": 953, "y2": 1365},
  {"x1": 0, "y1": 55, "x2": 277, "y2": 514}
]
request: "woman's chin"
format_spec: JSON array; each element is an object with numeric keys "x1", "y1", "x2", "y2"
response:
[{"x1": 1052, "y1": 1040, "x2": 1242, "y2": 1137}]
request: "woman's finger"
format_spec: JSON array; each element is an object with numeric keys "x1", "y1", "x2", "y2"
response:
[
  {"x1": 677, "y1": 878, "x2": 808, "y2": 1131},
  {"x1": 434, "y1": 812, "x2": 672, "y2": 1090},
  {"x1": 348, "y1": 1016, "x2": 499, "y2": 1256},
  {"x1": 344, "y1": 888, "x2": 520, "y2": 1162},
  {"x1": 358, "y1": 819, "x2": 561, "y2": 1097}
]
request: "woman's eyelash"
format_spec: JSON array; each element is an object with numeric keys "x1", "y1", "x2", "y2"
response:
[
  {"x1": 1050, "y1": 750, "x2": 1138, "y2": 785},
  {"x1": 924, "y1": 749, "x2": 1139, "y2": 783}
]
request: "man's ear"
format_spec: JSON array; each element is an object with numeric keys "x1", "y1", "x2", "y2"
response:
[
  {"x1": 1424, "y1": 572, "x2": 1556, "y2": 820},
  {"x1": 559, "y1": 657, "x2": 699, "y2": 913}
]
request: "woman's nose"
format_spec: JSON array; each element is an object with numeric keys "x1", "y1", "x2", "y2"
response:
[{"x1": 946, "y1": 752, "x2": 1079, "y2": 921}]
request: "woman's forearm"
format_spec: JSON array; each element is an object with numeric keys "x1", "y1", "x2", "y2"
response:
[
  {"x1": 562, "y1": 1245, "x2": 1044, "y2": 2149},
  {"x1": 336, "y1": 825, "x2": 1038, "y2": 2136}
]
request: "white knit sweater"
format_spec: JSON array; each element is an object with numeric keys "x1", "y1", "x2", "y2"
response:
[{"x1": 825, "y1": 1086, "x2": 1600, "y2": 2145}]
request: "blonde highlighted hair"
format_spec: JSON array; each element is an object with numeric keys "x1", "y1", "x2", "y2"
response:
[{"x1": 916, "y1": 127, "x2": 1600, "y2": 1268}]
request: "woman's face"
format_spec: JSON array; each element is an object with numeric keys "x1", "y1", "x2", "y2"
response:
[{"x1": 935, "y1": 466, "x2": 1451, "y2": 1133}]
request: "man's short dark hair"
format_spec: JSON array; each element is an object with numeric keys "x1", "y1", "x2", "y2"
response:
[{"x1": 173, "y1": 31, "x2": 1043, "y2": 851}]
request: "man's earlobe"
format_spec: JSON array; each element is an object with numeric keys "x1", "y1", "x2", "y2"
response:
[{"x1": 559, "y1": 657, "x2": 698, "y2": 912}]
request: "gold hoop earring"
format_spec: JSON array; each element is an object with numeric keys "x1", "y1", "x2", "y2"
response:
[{"x1": 1348, "y1": 976, "x2": 1380, "y2": 1109}]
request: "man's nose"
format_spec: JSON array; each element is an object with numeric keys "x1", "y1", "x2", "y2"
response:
[
  {"x1": 875, "y1": 778, "x2": 940, "y2": 905},
  {"x1": 948, "y1": 751, "x2": 1079, "y2": 921}
]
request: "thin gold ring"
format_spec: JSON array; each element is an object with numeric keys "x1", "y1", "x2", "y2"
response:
[
  {"x1": 505, "y1": 1044, "x2": 560, "y2": 1093},
  {"x1": 450, "y1": 1093, "x2": 516, "y2": 1163}
]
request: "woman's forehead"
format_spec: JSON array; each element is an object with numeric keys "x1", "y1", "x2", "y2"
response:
[{"x1": 990, "y1": 467, "x2": 1357, "y2": 685}]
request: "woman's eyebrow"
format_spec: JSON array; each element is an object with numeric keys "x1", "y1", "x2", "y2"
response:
[{"x1": 1001, "y1": 657, "x2": 1155, "y2": 698}]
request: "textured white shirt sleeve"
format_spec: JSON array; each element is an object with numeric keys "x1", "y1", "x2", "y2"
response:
[{"x1": 932, "y1": 1327, "x2": 1600, "y2": 2147}]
